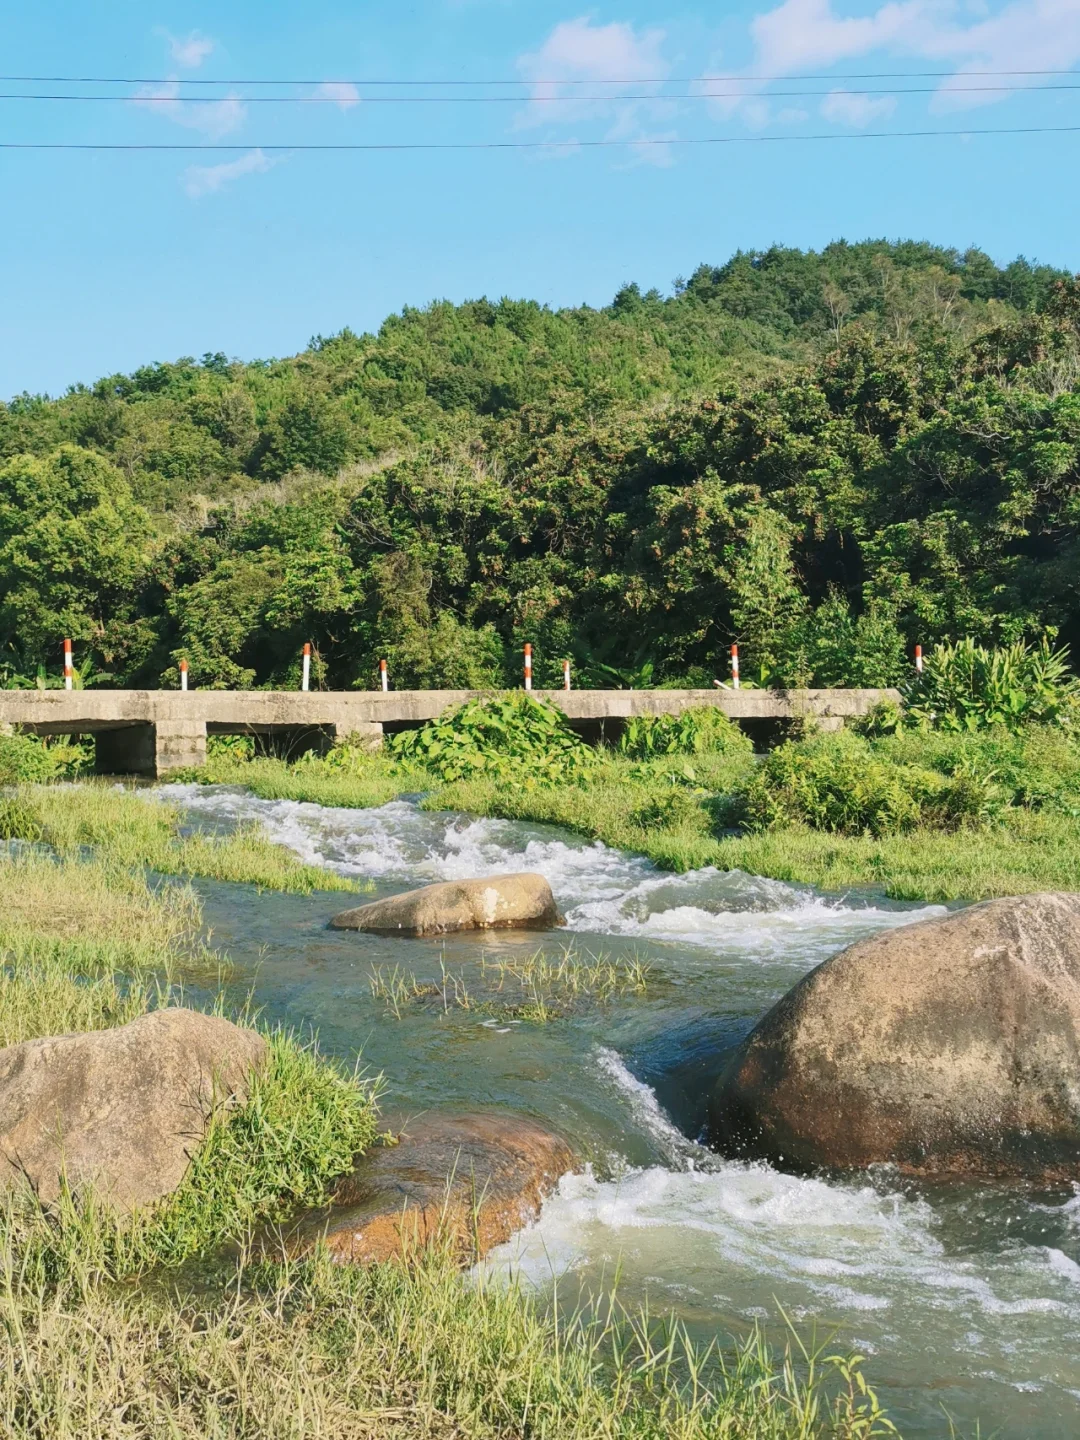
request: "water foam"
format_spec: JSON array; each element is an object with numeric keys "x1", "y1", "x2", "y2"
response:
[
  {"x1": 595, "y1": 1046, "x2": 703, "y2": 1167},
  {"x1": 163, "y1": 787, "x2": 944, "y2": 960},
  {"x1": 484, "y1": 1059, "x2": 1080, "y2": 1409}
]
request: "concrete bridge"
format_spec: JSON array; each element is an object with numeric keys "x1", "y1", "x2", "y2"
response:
[{"x1": 0, "y1": 687, "x2": 898, "y2": 777}]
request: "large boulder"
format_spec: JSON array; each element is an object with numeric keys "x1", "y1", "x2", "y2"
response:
[
  {"x1": 285, "y1": 1112, "x2": 575, "y2": 1264},
  {"x1": 330, "y1": 874, "x2": 563, "y2": 937},
  {"x1": 709, "y1": 893, "x2": 1080, "y2": 1181},
  {"x1": 0, "y1": 1008, "x2": 267, "y2": 1210}
]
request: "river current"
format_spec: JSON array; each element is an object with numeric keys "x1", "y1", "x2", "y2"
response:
[{"x1": 164, "y1": 785, "x2": 1080, "y2": 1438}]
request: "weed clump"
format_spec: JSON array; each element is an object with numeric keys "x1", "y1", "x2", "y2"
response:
[
  {"x1": 0, "y1": 730, "x2": 91, "y2": 784},
  {"x1": 368, "y1": 947, "x2": 652, "y2": 1022},
  {"x1": 735, "y1": 731, "x2": 1001, "y2": 837},
  {"x1": 389, "y1": 693, "x2": 592, "y2": 782},
  {"x1": 618, "y1": 707, "x2": 752, "y2": 760}
]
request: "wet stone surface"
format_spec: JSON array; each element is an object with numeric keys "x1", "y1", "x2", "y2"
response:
[{"x1": 287, "y1": 1112, "x2": 576, "y2": 1264}]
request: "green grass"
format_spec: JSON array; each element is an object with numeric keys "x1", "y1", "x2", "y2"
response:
[
  {"x1": 0, "y1": 783, "x2": 362, "y2": 893},
  {"x1": 432, "y1": 768, "x2": 1080, "y2": 901},
  {"x1": 181, "y1": 749, "x2": 429, "y2": 808},
  {"x1": 0, "y1": 1236, "x2": 897, "y2": 1440}
]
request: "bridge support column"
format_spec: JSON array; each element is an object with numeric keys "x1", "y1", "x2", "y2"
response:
[
  {"x1": 154, "y1": 720, "x2": 207, "y2": 775},
  {"x1": 94, "y1": 721, "x2": 207, "y2": 778}
]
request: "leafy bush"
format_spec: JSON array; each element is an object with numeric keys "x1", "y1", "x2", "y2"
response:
[
  {"x1": 853, "y1": 699, "x2": 905, "y2": 737},
  {"x1": 617, "y1": 707, "x2": 752, "y2": 760},
  {"x1": 388, "y1": 694, "x2": 591, "y2": 783},
  {"x1": 205, "y1": 733, "x2": 256, "y2": 762},
  {"x1": 735, "y1": 730, "x2": 1000, "y2": 837},
  {"x1": 0, "y1": 731, "x2": 90, "y2": 784},
  {"x1": 906, "y1": 637, "x2": 1080, "y2": 732},
  {"x1": 877, "y1": 724, "x2": 1080, "y2": 813}
]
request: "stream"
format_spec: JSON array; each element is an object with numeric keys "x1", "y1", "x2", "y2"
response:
[{"x1": 166, "y1": 784, "x2": 1080, "y2": 1438}]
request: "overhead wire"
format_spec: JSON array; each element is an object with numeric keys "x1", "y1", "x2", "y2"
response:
[
  {"x1": 2, "y1": 126, "x2": 1078, "y2": 151},
  {"x1": 0, "y1": 84, "x2": 1079, "y2": 102},
  {"x1": 0, "y1": 68, "x2": 1079, "y2": 85}
]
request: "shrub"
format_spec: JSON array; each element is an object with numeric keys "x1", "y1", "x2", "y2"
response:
[
  {"x1": 906, "y1": 636, "x2": 1080, "y2": 732},
  {"x1": 0, "y1": 731, "x2": 90, "y2": 784},
  {"x1": 387, "y1": 693, "x2": 591, "y2": 783},
  {"x1": 734, "y1": 730, "x2": 1001, "y2": 837},
  {"x1": 206, "y1": 733, "x2": 255, "y2": 762},
  {"x1": 618, "y1": 707, "x2": 753, "y2": 760},
  {"x1": 877, "y1": 724, "x2": 1080, "y2": 814}
]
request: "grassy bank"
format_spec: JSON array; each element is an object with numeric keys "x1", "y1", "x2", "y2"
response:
[
  {"x1": 0, "y1": 830, "x2": 897, "y2": 1437},
  {"x1": 177, "y1": 740, "x2": 1080, "y2": 903},
  {"x1": 0, "y1": 782, "x2": 361, "y2": 893},
  {"x1": 430, "y1": 769, "x2": 1080, "y2": 902}
]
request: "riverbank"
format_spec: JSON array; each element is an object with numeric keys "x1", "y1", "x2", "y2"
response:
[
  {"x1": 186, "y1": 733, "x2": 1080, "y2": 902},
  {"x1": 0, "y1": 809, "x2": 896, "y2": 1438}
]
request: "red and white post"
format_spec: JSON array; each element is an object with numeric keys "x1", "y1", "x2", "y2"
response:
[
  {"x1": 915, "y1": 645, "x2": 924, "y2": 674},
  {"x1": 524, "y1": 643, "x2": 533, "y2": 692},
  {"x1": 301, "y1": 643, "x2": 312, "y2": 692},
  {"x1": 380, "y1": 658, "x2": 389, "y2": 693},
  {"x1": 63, "y1": 639, "x2": 73, "y2": 691},
  {"x1": 563, "y1": 659, "x2": 571, "y2": 691},
  {"x1": 730, "y1": 643, "x2": 740, "y2": 690},
  {"x1": 179, "y1": 659, "x2": 189, "y2": 692}
]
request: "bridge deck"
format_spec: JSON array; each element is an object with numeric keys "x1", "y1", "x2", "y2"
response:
[{"x1": 0, "y1": 688, "x2": 897, "y2": 776}]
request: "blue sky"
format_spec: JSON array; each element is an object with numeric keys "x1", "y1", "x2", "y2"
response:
[{"x1": 1, "y1": 0, "x2": 1078, "y2": 398}]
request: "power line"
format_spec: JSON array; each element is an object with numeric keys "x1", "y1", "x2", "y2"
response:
[
  {"x1": 1, "y1": 125, "x2": 1077, "y2": 151},
  {"x1": 0, "y1": 69, "x2": 1078, "y2": 86},
  {"x1": 1, "y1": 84, "x2": 1079, "y2": 103}
]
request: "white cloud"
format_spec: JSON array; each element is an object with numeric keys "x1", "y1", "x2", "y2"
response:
[
  {"x1": 820, "y1": 87, "x2": 898, "y2": 125},
  {"x1": 183, "y1": 148, "x2": 275, "y2": 199},
  {"x1": 168, "y1": 31, "x2": 214, "y2": 69},
  {"x1": 519, "y1": 16, "x2": 669, "y2": 95},
  {"x1": 515, "y1": 17, "x2": 676, "y2": 157},
  {"x1": 314, "y1": 81, "x2": 361, "y2": 110},
  {"x1": 746, "y1": 0, "x2": 1080, "y2": 113},
  {"x1": 133, "y1": 80, "x2": 246, "y2": 139}
]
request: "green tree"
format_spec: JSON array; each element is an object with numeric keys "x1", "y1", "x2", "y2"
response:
[{"x1": 0, "y1": 446, "x2": 158, "y2": 675}]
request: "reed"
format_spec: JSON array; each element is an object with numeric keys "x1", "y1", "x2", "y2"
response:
[{"x1": 368, "y1": 946, "x2": 652, "y2": 1022}]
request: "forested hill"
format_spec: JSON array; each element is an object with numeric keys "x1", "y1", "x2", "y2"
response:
[{"x1": 0, "y1": 239, "x2": 1077, "y2": 692}]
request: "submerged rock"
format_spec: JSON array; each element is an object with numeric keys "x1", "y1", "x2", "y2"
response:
[
  {"x1": 0, "y1": 1008, "x2": 266, "y2": 1210},
  {"x1": 330, "y1": 874, "x2": 563, "y2": 937},
  {"x1": 709, "y1": 892, "x2": 1080, "y2": 1181},
  {"x1": 289, "y1": 1111, "x2": 575, "y2": 1264}
]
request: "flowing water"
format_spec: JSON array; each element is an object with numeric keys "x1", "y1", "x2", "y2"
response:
[{"x1": 165, "y1": 785, "x2": 1080, "y2": 1438}]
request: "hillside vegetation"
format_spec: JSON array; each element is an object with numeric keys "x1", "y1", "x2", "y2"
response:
[{"x1": 1, "y1": 239, "x2": 1077, "y2": 691}]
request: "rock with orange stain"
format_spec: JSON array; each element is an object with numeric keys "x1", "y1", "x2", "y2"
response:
[{"x1": 292, "y1": 1112, "x2": 575, "y2": 1264}]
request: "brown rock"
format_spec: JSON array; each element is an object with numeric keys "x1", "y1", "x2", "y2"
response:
[
  {"x1": 329, "y1": 874, "x2": 563, "y2": 937},
  {"x1": 291, "y1": 1112, "x2": 575, "y2": 1264},
  {"x1": 0, "y1": 1008, "x2": 267, "y2": 1210},
  {"x1": 709, "y1": 892, "x2": 1080, "y2": 1181}
]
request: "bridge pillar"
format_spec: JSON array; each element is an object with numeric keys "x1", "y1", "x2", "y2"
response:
[
  {"x1": 94, "y1": 721, "x2": 207, "y2": 777},
  {"x1": 154, "y1": 720, "x2": 207, "y2": 775}
]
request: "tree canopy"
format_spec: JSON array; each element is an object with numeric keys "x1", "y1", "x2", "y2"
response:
[{"x1": 1, "y1": 239, "x2": 1077, "y2": 690}]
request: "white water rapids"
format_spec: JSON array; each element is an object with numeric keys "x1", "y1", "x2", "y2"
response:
[{"x1": 163, "y1": 785, "x2": 1080, "y2": 1437}]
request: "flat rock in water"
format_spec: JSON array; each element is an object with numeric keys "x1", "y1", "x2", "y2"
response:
[
  {"x1": 709, "y1": 892, "x2": 1080, "y2": 1181},
  {"x1": 0, "y1": 1008, "x2": 266, "y2": 1210},
  {"x1": 289, "y1": 1112, "x2": 575, "y2": 1264},
  {"x1": 330, "y1": 873, "x2": 563, "y2": 937}
]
